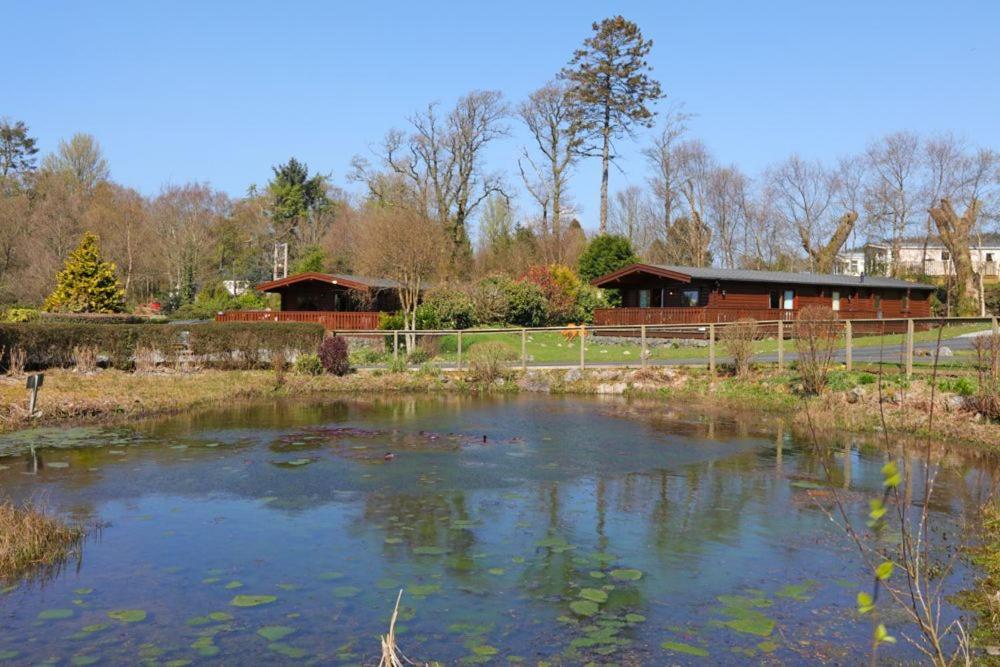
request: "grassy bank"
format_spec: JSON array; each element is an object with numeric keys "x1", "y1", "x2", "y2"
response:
[
  {"x1": 2, "y1": 364, "x2": 997, "y2": 451},
  {"x1": 957, "y1": 502, "x2": 1000, "y2": 663}
]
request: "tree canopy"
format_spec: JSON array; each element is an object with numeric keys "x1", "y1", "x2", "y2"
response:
[
  {"x1": 43, "y1": 232, "x2": 125, "y2": 313},
  {"x1": 577, "y1": 234, "x2": 639, "y2": 283}
]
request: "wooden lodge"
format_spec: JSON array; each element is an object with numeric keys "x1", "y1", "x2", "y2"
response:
[
  {"x1": 215, "y1": 272, "x2": 404, "y2": 330},
  {"x1": 591, "y1": 264, "x2": 934, "y2": 327}
]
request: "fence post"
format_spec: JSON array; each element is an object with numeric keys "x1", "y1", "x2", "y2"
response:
[
  {"x1": 776, "y1": 320, "x2": 784, "y2": 370},
  {"x1": 993, "y1": 316, "x2": 998, "y2": 338},
  {"x1": 521, "y1": 328, "x2": 527, "y2": 372},
  {"x1": 579, "y1": 325, "x2": 586, "y2": 370},
  {"x1": 708, "y1": 324, "x2": 716, "y2": 374},
  {"x1": 457, "y1": 330, "x2": 462, "y2": 371},
  {"x1": 845, "y1": 320, "x2": 853, "y2": 372},
  {"x1": 640, "y1": 325, "x2": 647, "y2": 369},
  {"x1": 393, "y1": 330, "x2": 399, "y2": 362},
  {"x1": 905, "y1": 318, "x2": 914, "y2": 378}
]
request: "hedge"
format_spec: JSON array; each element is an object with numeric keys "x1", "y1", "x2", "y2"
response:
[{"x1": 0, "y1": 322, "x2": 324, "y2": 371}]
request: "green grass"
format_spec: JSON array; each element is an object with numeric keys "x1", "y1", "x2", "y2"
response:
[{"x1": 361, "y1": 322, "x2": 992, "y2": 368}]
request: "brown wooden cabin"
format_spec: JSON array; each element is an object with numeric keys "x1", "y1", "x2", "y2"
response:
[
  {"x1": 215, "y1": 272, "x2": 403, "y2": 330},
  {"x1": 591, "y1": 264, "x2": 934, "y2": 329}
]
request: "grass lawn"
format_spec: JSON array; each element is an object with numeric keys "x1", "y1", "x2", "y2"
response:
[{"x1": 365, "y1": 323, "x2": 992, "y2": 367}]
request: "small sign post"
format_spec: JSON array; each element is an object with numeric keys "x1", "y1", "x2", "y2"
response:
[{"x1": 26, "y1": 373, "x2": 43, "y2": 416}]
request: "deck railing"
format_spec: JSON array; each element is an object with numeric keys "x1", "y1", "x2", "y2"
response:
[
  {"x1": 215, "y1": 310, "x2": 381, "y2": 330},
  {"x1": 593, "y1": 307, "x2": 883, "y2": 326}
]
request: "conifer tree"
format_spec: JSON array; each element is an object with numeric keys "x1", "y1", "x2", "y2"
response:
[{"x1": 44, "y1": 232, "x2": 125, "y2": 313}]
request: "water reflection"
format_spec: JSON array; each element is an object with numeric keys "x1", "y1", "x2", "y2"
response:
[{"x1": 0, "y1": 395, "x2": 994, "y2": 665}]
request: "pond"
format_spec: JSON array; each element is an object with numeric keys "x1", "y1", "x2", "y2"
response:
[{"x1": 0, "y1": 395, "x2": 993, "y2": 665}]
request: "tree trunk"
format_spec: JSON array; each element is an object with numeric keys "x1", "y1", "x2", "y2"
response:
[
  {"x1": 810, "y1": 211, "x2": 858, "y2": 273},
  {"x1": 599, "y1": 108, "x2": 611, "y2": 234},
  {"x1": 929, "y1": 199, "x2": 980, "y2": 316}
]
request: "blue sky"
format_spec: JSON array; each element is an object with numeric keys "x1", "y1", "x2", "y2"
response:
[{"x1": 7, "y1": 0, "x2": 999, "y2": 232}]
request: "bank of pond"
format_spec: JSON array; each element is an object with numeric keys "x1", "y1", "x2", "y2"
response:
[{"x1": 0, "y1": 394, "x2": 996, "y2": 664}]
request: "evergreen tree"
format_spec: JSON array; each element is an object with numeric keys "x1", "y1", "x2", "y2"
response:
[
  {"x1": 44, "y1": 232, "x2": 126, "y2": 313},
  {"x1": 0, "y1": 118, "x2": 39, "y2": 186},
  {"x1": 577, "y1": 233, "x2": 639, "y2": 282},
  {"x1": 561, "y1": 16, "x2": 662, "y2": 233}
]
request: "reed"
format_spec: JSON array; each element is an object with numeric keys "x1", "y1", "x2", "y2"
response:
[{"x1": 0, "y1": 499, "x2": 85, "y2": 584}]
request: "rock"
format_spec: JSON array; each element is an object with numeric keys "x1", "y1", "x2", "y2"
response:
[
  {"x1": 593, "y1": 370, "x2": 620, "y2": 381},
  {"x1": 596, "y1": 382, "x2": 627, "y2": 395},
  {"x1": 564, "y1": 368, "x2": 582, "y2": 383},
  {"x1": 945, "y1": 395, "x2": 966, "y2": 412},
  {"x1": 846, "y1": 387, "x2": 865, "y2": 404},
  {"x1": 938, "y1": 346, "x2": 954, "y2": 357}
]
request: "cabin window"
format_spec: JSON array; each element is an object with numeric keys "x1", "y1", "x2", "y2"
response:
[
  {"x1": 638, "y1": 289, "x2": 651, "y2": 308},
  {"x1": 769, "y1": 290, "x2": 780, "y2": 309},
  {"x1": 901, "y1": 292, "x2": 910, "y2": 312},
  {"x1": 941, "y1": 250, "x2": 950, "y2": 261},
  {"x1": 831, "y1": 291, "x2": 840, "y2": 311},
  {"x1": 682, "y1": 289, "x2": 700, "y2": 307},
  {"x1": 783, "y1": 290, "x2": 795, "y2": 310},
  {"x1": 987, "y1": 253, "x2": 995, "y2": 262},
  {"x1": 874, "y1": 293, "x2": 882, "y2": 313}
]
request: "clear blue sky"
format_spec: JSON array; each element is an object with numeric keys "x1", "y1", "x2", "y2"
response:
[{"x1": 7, "y1": 0, "x2": 999, "y2": 232}]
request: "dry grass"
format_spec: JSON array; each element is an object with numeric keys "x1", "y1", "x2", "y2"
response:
[
  {"x1": 5, "y1": 345, "x2": 26, "y2": 376},
  {"x1": 0, "y1": 499, "x2": 84, "y2": 584},
  {"x1": 719, "y1": 318, "x2": 760, "y2": 377},
  {"x1": 73, "y1": 345, "x2": 99, "y2": 373},
  {"x1": 134, "y1": 346, "x2": 159, "y2": 373},
  {"x1": 379, "y1": 590, "x2": 408, "y2": 667}
]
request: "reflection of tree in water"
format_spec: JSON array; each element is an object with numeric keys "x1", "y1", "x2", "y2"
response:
[{"x1": 360, "y1": 489, "x2": 478, "y2": 578}]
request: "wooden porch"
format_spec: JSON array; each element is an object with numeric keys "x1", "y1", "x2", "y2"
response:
[
  {"x1": 593, "y1": 307, "x2": 881, "y2": 326},
  {"x1": 215, "y1": 310, "x2": 381, "y2": 330}
]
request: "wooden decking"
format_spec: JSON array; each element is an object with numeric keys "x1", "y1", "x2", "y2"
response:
[
  {"x1": 593, "y1": 307, "x2": 881, "y2": 326},
  {"x1": 215, "y1": 310, "x2": 381, "y2": 330}
]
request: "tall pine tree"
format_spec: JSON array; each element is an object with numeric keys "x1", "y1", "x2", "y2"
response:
[{"x1": 44, "y1": 232, "x2": 125, "y2": 313}]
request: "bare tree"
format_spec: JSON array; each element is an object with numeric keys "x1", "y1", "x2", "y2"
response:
[
  {"x1": 704, "y1": 165, "x2": 749, "y2": 268},
  {"x1": 768, "y1": 155, "x2": 857, "y2": 273},
  {"x1": 929, "y1": 199, "x2": 980, "y2": 315},
  {"x1": 517, "y1": 82, "x2": 582, "y2": 261},
  {"x1": 865, "y1": 132, "x2": 921, "y2": 274},
  {"x1": 608, "y1": 185, "x2": 656, "y2": 253},
  {"x1": 42, "y1": 133, "x2": 110, "y2": 191},
  {"x1": 362, "y1": 91, "x2": 508, "y2": 270},
  {"x1": 674, "y1": 140, "x2": 714, "y2": 267},
  {"x1": 355, "y1": 205, "x2": 447, "y2": 349},
  {"x1": 642, "y1": 104, "x2": 691, "y2": 246}
]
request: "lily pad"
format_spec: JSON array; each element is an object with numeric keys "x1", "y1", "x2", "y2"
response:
[
  {"x1": 209, "y1": 612, "x2": 233, "y2": 622},
  {"x1": 230, "y1": 594, "x2": 277, "y2": 607},
  {"x1": 472, "y1": 645, "x2": 499, "y2": 656},
  {"x1": 38, "y1": 609, "x2": 74, "y2": 620},
  {"x1": 407, "y1": 583, "x2": 441, "y2": 597},
  {"x1": 224, "y1": 580, "x2": 243, "y2": 589},
  {"x1": 73, "y1": 588, "x2": 93, "y2": 595},
  {"x1": 258, "y1": 626, "x2": 296, "y2": 641},
  {"x1": 569, "y1": 600, "x2": 599, "y2": 617},
  {"x1": 268, "y1": 642, "x2": 307, "y2": 659},
  {"x1": 578, "y1": 588, "x2": 608, "y2": 603},
  {"x1": 412, "y1": 546, "x2": 449, "y2": 556},
  {"x1": 776, "y1": 581, "x2": 817, "y2": 601},
  {"x1": 70, "y1": 655, "x2": 98, "y2": 666},
  {"x1": 625, "y1": 613, "x2": 646, "y2": 623},
  {"x1": 332, "y1": 586, "x2": 362, "y2": 598},
  {"x1": 610, "y1": 568, "x2": 643, "y2": 581},
  {"x1": 662, "y1": 641, "x2": 708, "y2": 657},
  {"x1": 317, "y1": 571, "x2": 344, "y2": 580},
  {"x1": 108, "y1": 609, "x2": 147, "y2": 623}
]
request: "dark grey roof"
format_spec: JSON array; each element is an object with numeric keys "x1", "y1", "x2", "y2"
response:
[
  {"x1": 652, "y1": 265, "x2": 936, "y2": 291},
  {"x1": 331, "y1": 273, "x2": 401, "y2": 289}
]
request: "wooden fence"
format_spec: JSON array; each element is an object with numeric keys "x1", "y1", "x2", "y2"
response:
[
  {"x1": 329, "y1": 316, "x2": 999, "y2": 378},
  {"x1": 215, "y1": 310, "x2": 380, "y2": 330}
]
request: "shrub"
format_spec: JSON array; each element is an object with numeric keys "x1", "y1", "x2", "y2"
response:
[
  {"x1": 187, "y1": 322, "x2": 323, "y2": 369},
  {"x1": 170, "y1": 282, "x2": 268, "y2": 320},
  {"x1": 134, "y1": 346, "x2": 159, "y2": 373},
  {"x1": 572, "y1": 285, "x2": 607, "y2": 324},
  {"x1": 971, "y1": 333, "x2": 999, "y2": 420},
  {"x1": 471, "y1": 276, "x2": 512, "y2": 326},
  {"x1": 794, "y1": 306, "x2": 841, "y2": 394},
  {"x1": 295, "y1": 353, "x2": 323, "y2": 375},
  {"x1": 505, "y1": 281, "x2": 548, "y2": 327},
  {"x1": 467, "y1": 341, "x2": 517, "y2": 385},
  {"x1": 407, "y1": 349, "x2": 430, "y2": 365},
  {"x1": 319, "y1": 336, "x2": 351, "y2": 376},
  {"x1": 2, "y1": 307, "x2": 39, "y2": 322},
  {"x1": 719, "y1": 318, "x2": 759, "y2": 377},
  {"x1": 418, "y1": 287, "x2": 475, "y2": 329},
  {"x1": 388, "y1": 357, "x2": 408, "y2": 374},
  {"x1": 352, "y1": 348, "x2": 386, "y2": 365}
]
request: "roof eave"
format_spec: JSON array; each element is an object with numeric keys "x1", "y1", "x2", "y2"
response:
[{"x1": 591, "y1": 264, "x2": 693, "y2": 287}]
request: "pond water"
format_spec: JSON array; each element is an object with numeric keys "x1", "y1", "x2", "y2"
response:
[{"x1": 0, "y1": 395, "x2": 993, "y2": 665}]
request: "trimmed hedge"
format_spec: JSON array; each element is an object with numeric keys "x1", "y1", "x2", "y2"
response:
[{"x1": 0, "y1": 322, "x2": 324, "y2": 371}]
